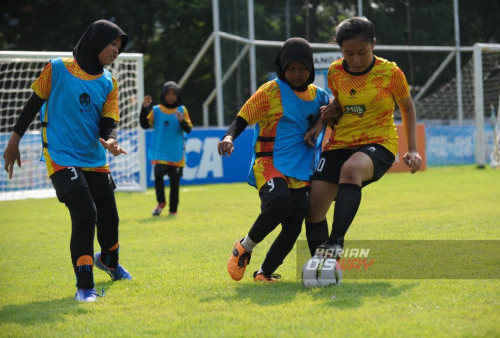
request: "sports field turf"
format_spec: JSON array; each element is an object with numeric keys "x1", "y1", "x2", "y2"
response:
[{"x1": 0, "y1": 165, "x2": 499, "y2": 336}]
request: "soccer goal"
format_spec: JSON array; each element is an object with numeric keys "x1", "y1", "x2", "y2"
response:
[
  {"x1": 0, "y1": 51, "x2": 147, "y2": 201},
  {"x1": 406, "y1": 43, "x2": 500, "y2": 167},
  {"x1": 472, "y1": 43, "x2": 500, "y2": 167}
]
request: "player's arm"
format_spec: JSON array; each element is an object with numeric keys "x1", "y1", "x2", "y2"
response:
[
  {"x1": 139, "y1": 95, "x2": 153, "y2": 129},
  {"x1": 305, "y1": 90, "x2": 332, "y2": 146},
  {"x1": 218, "y1": 116, "x2": 249, "y2": 156},
  {"x1": 100, "y1": 117, "x2": 117, "y2": 140},
  {"x1": 3, "y1": 93, "x2": 45, "y2": 179},
  {"x1": 392, "y1": 68, "x2": 422, "y2": 174},
  {"x1": 304, "y1": 116, "x2": 325, "y2": 147},
  {"x1": 177, "y1": 107, "x2": 193, "y2": 133},
  {"x1": 218, "y1": 82, "x2": 274, "y2": 156},
  {"x1": 398, "y1": 95, "x2": 422, "y2": 174},
  {"x1": 100, "y1": 78, "x2": 126, "y2": 156},
  {"x1": 319, "y1": 83, "x2": 342, "y2": 124},
  {"x1": 322, "y1": 65, "x2": 343, "y2": 124},
  {"x1": 320, "y1": 97, "x2": 342, "y2": 123}
]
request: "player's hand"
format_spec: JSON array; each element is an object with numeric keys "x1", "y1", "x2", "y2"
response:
[
  {"x1": 403, "y1": 150, "x2": 422, "y2": 174},
  {"x1": 174, "y1": 111, "x2": 183, "y2": 122},
  {"x1": 3, "y1": 132, "x2": 22, "y2": 180},
  {"x1": 321, "y1": 99, "x2": 342, "y2": 124},
  {"x1": 218, "y1": 136, "x2": 234, "y2": 156},
  {"x1": 304, "y1": 119, "x2": 325, "y2": 147},
  {"x1": 142, "y1": 95, "x2": 153, "y2": 108},
  {"x1": 99, "y1": 138, "x2": 128, "y2": 157}
]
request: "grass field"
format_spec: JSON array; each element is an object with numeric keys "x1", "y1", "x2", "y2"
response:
[{"x1": 0, "y1": 165, "x2": 499, "y2": 337}]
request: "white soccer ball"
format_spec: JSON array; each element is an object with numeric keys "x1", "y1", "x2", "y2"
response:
[{"x1": 302, "y1": 256, "x2": 342, "y2": 288}]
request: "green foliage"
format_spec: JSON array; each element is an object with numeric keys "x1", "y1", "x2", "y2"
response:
[
  {"x1": 1, "y1": 1, "x2": 499, "y2": 125},
  {"x1": 0, "y1": 165, "x2": 499, "y2": 336}
]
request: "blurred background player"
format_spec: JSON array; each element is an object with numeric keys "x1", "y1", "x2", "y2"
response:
[
  {"x1": 218, "y1": 38, "x2": 330, "y2": 283},
  {"x1": 2, "y1": 20, "x2": 132, "y2": 302},
  {"x1": 140, "y1": 81, "x2": 193, "y2": 216},
  {"x1": 304, "y1": 16, "x2": 422, "y2": 258}
]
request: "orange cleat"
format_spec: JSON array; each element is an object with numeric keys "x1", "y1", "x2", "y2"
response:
[
  {"x1": 253, "y1": 271, "x2": 281, "y2": 283},
  {"x1": 227, "y1": 240, "x2": 252, "y2": 281}
]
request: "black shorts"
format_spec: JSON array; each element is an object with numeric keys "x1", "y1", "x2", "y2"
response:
[
  {"x1": 50, "y1": 167, "x2": 116, "y2": 202},
  {"x1": 154, "y1": 163, "x2": 183, "y2": 177},
  {"x1": 311, "y1": 144, "x2": 395, "y2": 187},
  {"x1": 258, "y1": 177, "x2": 309, "y2": 212}
]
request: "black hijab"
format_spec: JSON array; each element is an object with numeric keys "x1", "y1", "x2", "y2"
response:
[
  {"x1": 160, "y1": 81, "x2": 182, "y2": 108},
  {"x1": 73, "y1": 20, "x2": 128, "y2": 75},
  {"x1": 274, "y1": 37, "x2": 315, "y2": 92}
]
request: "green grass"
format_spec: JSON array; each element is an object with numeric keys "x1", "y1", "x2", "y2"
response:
[{"x1": 0, "y1": 165, "x2": 499, "y2": 337}]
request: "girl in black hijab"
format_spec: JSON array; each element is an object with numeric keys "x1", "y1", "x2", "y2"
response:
[
  {"x1": 274, "y1": 37, "x2": 315, "y2": 92},
  {"x1": 160, "y1": 81, "x2": 183, "y2": 108},
  {"x1": 139, "y1": 81, "x2": 193, "y2": 216},
  {"x1": 73, "y1": 19, "x2": 128, "y2": 75},
  {"x1": 218, "y1": 37, "x2": 330, "y2": 283},
  {"x1": 3, "y1": 19, "x2": 132, "y2": 302}
]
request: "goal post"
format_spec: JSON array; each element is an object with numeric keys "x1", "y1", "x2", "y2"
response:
[
  {"x1": 0, "y1": 51, "x2": 147, "y2": 201},
  {"x1": 473, "y1": 43, "x2": 500, "y2": 168}
]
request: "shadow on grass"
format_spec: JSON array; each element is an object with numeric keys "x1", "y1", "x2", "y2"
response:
[
  {"x1": 0, "y1": 281, "x2": 114, "y2": 326},
  {"x1": 136, "y1": 214, "x2": 179, "y2": 224},
  {"x1": 202, "y1": 280, "x2": 418, "y2": 309},
  {"x1": 309, "y1": 281, "x2": 419, "y2": 309}
]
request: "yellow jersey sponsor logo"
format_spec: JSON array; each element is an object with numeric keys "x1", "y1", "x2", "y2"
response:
[{"x1": 344, "y1": 105, "x2": 366, "y2": 118}]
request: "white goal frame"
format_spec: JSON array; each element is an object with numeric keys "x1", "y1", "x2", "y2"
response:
[
  {"x1": 0, "y1": 51, "x2": 147, "y2": 200},
  {"x1": 473, "y1": 43, "x2": 500, "y2": 167},
  {"x1": 179, "y1": 1, "x2": 498, "y2": 168}
]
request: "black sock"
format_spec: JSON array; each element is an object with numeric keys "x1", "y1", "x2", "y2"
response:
[
  {"x1": 327, "y1": 183, "x2": 361, "y2": 246},
  {"x1": 75, "y1": 264, "x2": 94, "y2": 289},
  {"x1": 100, "y1": 243, "x2": 119, "y2": 269},
  {"x1": 305, "y1": 219, "x2": 328, "y2": 256}
]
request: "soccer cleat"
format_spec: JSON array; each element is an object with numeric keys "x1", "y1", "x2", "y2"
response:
[
  {"x1": 94, "y1": 252, "x2": 132, "y2": 281},
  {"x1": 152, "y1": 203, "x2": 166, "y2": 216},
  {"x1": 75, "y1": 288, "x2": 105, "y2": 302},
  {"x1": 253, "y1": 271, "x2": 281, "y2": 283},
  {"x1": 227, "y1": 240, "x2": 252, "y2": 281},
  {"x1": 168, "y1": 211, "x2": 177, "y2": 216},
  {"x1": 315, "y1": 242, "x2": 343, "y2": 259}
]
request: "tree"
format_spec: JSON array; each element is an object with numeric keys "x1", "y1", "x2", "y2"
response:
[{"x1": 1, "y1": 0, "x2": 499, "y2": 125}]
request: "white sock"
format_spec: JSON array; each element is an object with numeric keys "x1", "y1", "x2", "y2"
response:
[{"x1": 240, "y1": 235, "x2": 257, "y2": 251}]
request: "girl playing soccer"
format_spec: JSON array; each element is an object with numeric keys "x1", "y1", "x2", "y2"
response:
[
  {"x1": 139, "y1": 81, "x2": 193, "y2": 216},
  {"x1": 304, "y1": 17, "x2": 422, "y2": 258},
  {"x1": 3, "y1": 20, "x2": 132, "y2": 302},
  {"x1": 218, "y1": 37, "x2": 330, "y2": 282}
]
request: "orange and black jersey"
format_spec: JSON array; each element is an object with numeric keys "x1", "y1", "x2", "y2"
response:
[
  {"x1": 237, "y1": 80, "x2": 324, "y2": 189},
  {"x1": 325, "y1": 56, "x2": 411, "y2": 156}
]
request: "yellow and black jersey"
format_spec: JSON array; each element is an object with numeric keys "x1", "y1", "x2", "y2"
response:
[{"x1": 324, "y1": 55, "x2": 410, "y2": 156}]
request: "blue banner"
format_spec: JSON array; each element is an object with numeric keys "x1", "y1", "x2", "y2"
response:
[
  {"x1": 425, "y1": 125, "x2": 494, "y2": 166},
  {"x1": 145, "y1": 124, "x2": 496, "y2": 187},
  {"x1": 145, "y1": 128, "x2": 254, "y2": 187},
  {"x1": 2, "y1": 124, "x2": 494, "y2": 192}
]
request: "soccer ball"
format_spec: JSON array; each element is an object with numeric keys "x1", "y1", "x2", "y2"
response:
[{"x1": 302, "y1": 256, "x2": 342, "y2": 288}]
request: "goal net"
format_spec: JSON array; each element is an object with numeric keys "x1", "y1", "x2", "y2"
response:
[
  {"x1": 472, "y1": 44, "x2": 500, "y2": 167},
  {"x1": 406, "y1": 43, "x2": 500, "y2": 167},
  {"x1": 0, "y1": 51, "x2": 146, "y2": 201}
]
